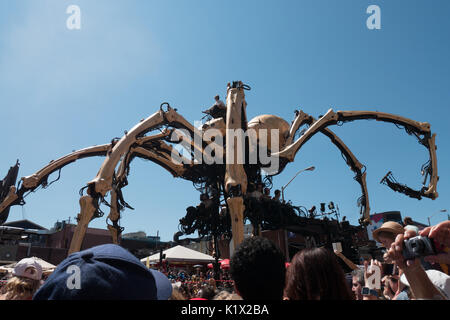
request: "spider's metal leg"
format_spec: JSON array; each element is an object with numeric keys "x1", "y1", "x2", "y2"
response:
[
  {"x1": 227, "y1": 197, "x2": 245, "y2": 248},
  {"x1": 68, "y1": 195, "x2": 97, "y2": 254},
  {"x1": 90, "y1": 106, "x2": 211, "y2": 197},
  {"x1": 107, "y1": 189, "x2": 121, "y2": 244},
  {"x1": 423, "y1": 133, "x2": 438, "y2": 198},
  {"x1": 225, "y1": 81, "x2": 248, "y2": 249},
  {"x1": 21, "y1": 144, "x2": 110, "y2": 190},
  {"x1": 169, "y1": 129, "x2": 214, "y2": 164},
  {"x1": 285, "y1": 110, "x2": 313, "y2": 146},
  {"x1": 0, "y1": 186, "x2": 18, "y2": 224},
  {"x1": 0, "y1": 145, "x2": 110, "y2": 222},
  {"x1": 276, "y1": 109, "x2": 439, "y2": 224},
  {"x1": 135, "y1": 129, "x2": 173, "y2": 145},
  {"x1": 133, "y1": 146, "x2": 189, "y2": 177},
  {"x1": 320, "y1": 127, "x2": 371, "y2": 225},
  {"x1": 102, "y1": 139, "x2": 192, "y2": 243},
  {"x1": 282, "y1": 110, "x2": 371, "y2": 224},
  {"x1": 274, "y1": 109, "x2": 338, "y2": 161},
  {"x1": 90, "y1": 110, "x2": 166, "y2": 196}
]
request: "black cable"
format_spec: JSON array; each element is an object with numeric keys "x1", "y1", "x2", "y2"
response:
[
  {"x1": 23, "y1": 185, "x2": 42, "y2": 199},
  {"x1": 44, "y1": 169, "x2": 62, "y2": 189},
  {"x1": 79, "y1": 185, "x2": 88, "y2": 197}
]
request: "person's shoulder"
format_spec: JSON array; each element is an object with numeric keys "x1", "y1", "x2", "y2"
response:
[{"x1": 394, "y1": 290, "x2": 409, "y2": 300}]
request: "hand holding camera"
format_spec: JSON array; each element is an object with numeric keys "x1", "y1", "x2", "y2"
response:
[
  {"x1": 402, "y1": 235, "x2": 441, "y2": 260},
  {"x1": 419, "y1": 220, "x2": 450, "y2": 264},
  {"x1": 386, "y1": 230, "x2": 422, "y2": 270},
  {"x1": 387, "y1": 225, "x2": 447, "y2": 269},
  {"x1": 384, "y1": 223, "x2": 449, "y2": 300}
]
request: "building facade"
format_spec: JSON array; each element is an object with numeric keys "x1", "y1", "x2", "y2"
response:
[{"x1": 0, "y1": 220, "x2": 114, "y2": 265}]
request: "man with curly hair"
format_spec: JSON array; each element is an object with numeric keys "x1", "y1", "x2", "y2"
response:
[{"x1": 230, "y1": 236, "x2": 285, "y2": 300}]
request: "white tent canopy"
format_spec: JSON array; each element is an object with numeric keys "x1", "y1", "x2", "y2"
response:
[{"x1": 140, "y1": 245, "x2": 216, "y2": 264}]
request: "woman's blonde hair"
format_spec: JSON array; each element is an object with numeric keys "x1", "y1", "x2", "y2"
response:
[
  {"x1": 3, "y1": 276, "x2": 41, "y2": 300},
  {"x1": 169, "y1": 287, "x2": 186, "y2": 300},
  {"x1": 213, "y1": 290, "x2": 242, "y2": 300}
]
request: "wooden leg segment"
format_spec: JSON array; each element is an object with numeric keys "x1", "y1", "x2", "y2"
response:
[{"x1": 68, "y1": 195, "x2": 97, "y2": 255}]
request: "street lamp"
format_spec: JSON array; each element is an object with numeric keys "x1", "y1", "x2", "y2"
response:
[
  {"x1": 281, "y1": 166, "x2": 315, "y2": 203},
  {"x1": 427, "y1": 209, "x2": 447, "y2": 226}
]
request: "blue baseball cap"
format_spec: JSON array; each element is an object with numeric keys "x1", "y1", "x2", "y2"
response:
[{"x1": 33, "y1": 244, "x2": 172, "y2": 300}]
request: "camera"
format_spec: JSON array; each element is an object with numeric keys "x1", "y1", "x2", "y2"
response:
[{"x1": 402, "y1": 236, "x2": 437, "y2": 260}]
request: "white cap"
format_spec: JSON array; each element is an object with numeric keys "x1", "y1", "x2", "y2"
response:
[
  {"x1": 12, "y1": 257, "x2": 43, "y2": 281},
  {"x1": 404, "y1": 225, "x2": 419, "y2": 235},
  {"x1": 400, "y1": 269, "x2": 450, "y2": 299}
]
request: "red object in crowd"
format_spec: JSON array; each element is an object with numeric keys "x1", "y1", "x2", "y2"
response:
[
  {"x1": 190, "y1": 298, "x2": 207, "y2": 300},
  {"x1": 285, "y1": 262, "x2": 290, "y2": 268},
  {"x1": 220, "y1": 259, "x2": 230, "y2": 269},
  {"x1": 207, "y1": 259, "x2": 230, "y2": 269}
]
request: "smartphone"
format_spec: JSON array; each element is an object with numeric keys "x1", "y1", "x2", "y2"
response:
[{"x1": 383, "y1": 263, "x2": 394, "y2": 275}]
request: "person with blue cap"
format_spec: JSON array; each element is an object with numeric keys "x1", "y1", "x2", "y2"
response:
[{"x1": 33, "y1": 244, "x2": 172, "y2": 300}]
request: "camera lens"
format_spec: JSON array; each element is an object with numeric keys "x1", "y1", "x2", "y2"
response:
[{"x1": 411, "y1": 238, "x2": 423, "y2": 253}]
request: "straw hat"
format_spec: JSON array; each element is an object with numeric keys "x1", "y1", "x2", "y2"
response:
[{"x1": 372, "y1": 221, "x2": 404, "y2": 243}]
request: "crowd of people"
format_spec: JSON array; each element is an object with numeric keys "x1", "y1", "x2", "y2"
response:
[
  {"x1": 0, "y1": 219, "x2": 448, "y2": 300},
  {"x1": 164, "y1": 267, "x2": 235, "y2": 300},
  {"x1": 247, "y1": 182, "x2": 282, "y2": 202}
]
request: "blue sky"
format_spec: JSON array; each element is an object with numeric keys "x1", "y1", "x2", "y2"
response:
[{"x1": 0, "y1": 0, "x2": 449, "y2": 241}]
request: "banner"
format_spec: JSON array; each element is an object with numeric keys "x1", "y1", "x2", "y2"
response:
[{"x1": 366, "y1": 213, "x2": 384, "y2": 245}]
